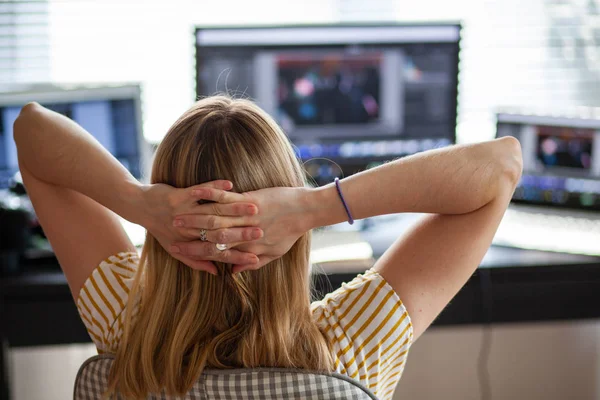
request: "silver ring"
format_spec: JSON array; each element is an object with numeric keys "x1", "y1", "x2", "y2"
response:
[
  {"x1": 216, "y1": 243, "x2": 227, "y2": 251},
  {"x1": 199, "y1": 229, "x2": 207, "y2": 242}
]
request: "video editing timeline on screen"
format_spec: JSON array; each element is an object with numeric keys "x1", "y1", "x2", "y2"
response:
[
  {"x1": 195, "y1": 25, "x2": 460, "y2": 184},
  {"x1": 497, "y1": 115, "x2": 600, "y2": 210}
]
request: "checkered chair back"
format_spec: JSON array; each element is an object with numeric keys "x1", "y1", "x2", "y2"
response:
[{"x1": 74, "y1": 354, "x2": 378, "y2": 399}]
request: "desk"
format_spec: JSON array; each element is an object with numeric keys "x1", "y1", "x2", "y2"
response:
[{"x1": 2, "y1": 245, "x2": 600, "y2": 399}]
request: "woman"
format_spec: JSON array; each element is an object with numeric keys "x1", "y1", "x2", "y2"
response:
[{"x1": 13, "y1": 96, "x2": 522, "y2": 399}]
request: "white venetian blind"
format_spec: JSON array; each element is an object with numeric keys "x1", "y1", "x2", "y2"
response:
[
  {"x1": 0, "y1": 0, "x2": 50, "y2": 85},
  {"x1": 336, "y1": 0, "x2": 600, "y2": 142},
  {"x1": 457, "y1": 0, "x2": 600, "y2": 142},
  {"x1": 47, "y1": 0, "x2": 600, "y2": 143}
]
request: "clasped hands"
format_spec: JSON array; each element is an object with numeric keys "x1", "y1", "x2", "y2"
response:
[{"x1": 139, "y1": 180, "x2": 310, "y2": 275}]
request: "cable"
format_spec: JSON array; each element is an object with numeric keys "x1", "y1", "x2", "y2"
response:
[{"x1": 477, "y1": 268, "x2": 493, "y2": 400}]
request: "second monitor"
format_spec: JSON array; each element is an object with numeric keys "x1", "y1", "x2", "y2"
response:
[{"x1": 497, "y1": 112, "x2": 600, "y2": 211}]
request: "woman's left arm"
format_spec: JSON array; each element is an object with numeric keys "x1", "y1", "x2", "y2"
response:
[
  {"x1": 15, "y1": 103, "x2": 150, "y2": 224},
  {"x1": 13, "y1": 103, "x2": 260, "y2": 298}
]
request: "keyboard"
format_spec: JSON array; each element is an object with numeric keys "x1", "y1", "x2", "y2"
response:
[{"x1": 493, "y1": 204, "x2": 600, "y2": 256}]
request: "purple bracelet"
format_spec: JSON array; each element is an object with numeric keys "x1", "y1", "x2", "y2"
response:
[{"x1": 334, "y1": 177, "x2": 354, "y2": 225}]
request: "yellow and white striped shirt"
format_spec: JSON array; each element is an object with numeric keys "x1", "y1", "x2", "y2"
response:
[{"x1": 76, "y1": 251, "x2": 413, "y2": 399}]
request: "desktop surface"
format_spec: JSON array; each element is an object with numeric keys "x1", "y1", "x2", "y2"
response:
[
  {"x1": 314, "y1": 215, "x2": 600, "y2": 271},
  {"x1": 5, "y1": 216, "x2": 599, "y2": 284},
  {"x1": 5, "y1": 211, "x2": 600, "y2": 278}
]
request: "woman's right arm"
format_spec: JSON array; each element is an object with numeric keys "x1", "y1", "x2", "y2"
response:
[
  {"x1": 306, "y1": 136, "x2": 522, "y2": 223},
  {"x1": 302, "y1": 137, "x2": 523, "y2": 340}
]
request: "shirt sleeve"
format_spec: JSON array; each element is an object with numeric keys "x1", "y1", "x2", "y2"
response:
[
  {"x1": 76, "y1": 251, "x2": 139, "y2": 354},
  {"x1": 311, "y1": 269, "x2": 413, "y2": 400}
]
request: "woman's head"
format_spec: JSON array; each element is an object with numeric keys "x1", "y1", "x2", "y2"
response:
[
  {"x1": 109, "y1": 96, "x2": 333, "y2": 398},
  {"x1": 157, "y1": 95, "x2": 306, "y2": 193}
]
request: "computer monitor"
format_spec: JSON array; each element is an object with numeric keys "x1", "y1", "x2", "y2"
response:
[
  {"x1": 195, "y1": 24, "x2": 460, "y2": 184},
  {"x1": 0, "y1": 84, "x2": 150, "y2": 189},
  {"x1": 496, "y1": 112, "x2": 600, "y2": 211}
]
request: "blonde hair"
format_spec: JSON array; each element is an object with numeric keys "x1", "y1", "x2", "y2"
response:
[{"x1": 107, "y1": 96, "x2": 334, "y2": 398}]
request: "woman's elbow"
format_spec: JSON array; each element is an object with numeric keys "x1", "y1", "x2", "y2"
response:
[
  {"x1": 497, "y1": 136, "x2": 523, "y2": 186},
  {"x1": 13, "y1": 102, "x2": 42, "y2": 145},
  {"x1": 480, "y1": 137, "x2": 523, "y2": 202}
]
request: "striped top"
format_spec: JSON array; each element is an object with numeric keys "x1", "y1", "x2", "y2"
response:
[{"x1": 76, "y1": 251, "x2": 413, "y2": 399}]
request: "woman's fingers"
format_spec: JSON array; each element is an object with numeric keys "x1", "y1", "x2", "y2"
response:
[
  {"x1": 170, "y1": 182, "x2": 258, "y2": 219},
  {"x1": 189, "y1": 187, "x2": 248, "y2": 204},
  {"x1": 180, "y1": 226, "x2": 263, "y2": 243},
  {"x1": 174, "y1": 214, "x2": 258, "y2": 230},
  {"x1": 180, "y1": 181, "x2": 233, "y2": 205},
  {"x1": 209, "y1": 227, "x2": 263, "y2": 243},
  {"x1": 193, "y1": 202, "x2": 258, "y2": 217},
  {"x1": 169, "y1": 241, "x2": 259, "y2": 265},
  {"x1": 196, "y1": 180, "x2": 233, "y2": 190},
  {"x1": 166, "y1": 181, "x2": 234, "y2": 216}
]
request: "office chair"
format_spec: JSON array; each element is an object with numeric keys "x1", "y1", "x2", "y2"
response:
[{"x1": 74, "y1": 354, "x2": 378, "y2": 399}]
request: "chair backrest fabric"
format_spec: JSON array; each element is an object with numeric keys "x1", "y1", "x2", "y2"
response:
[{"x1": 74, "y1": 354, "x2": 379, "y2": 400}]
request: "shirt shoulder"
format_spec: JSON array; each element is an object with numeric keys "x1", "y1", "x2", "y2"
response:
[
  {"x1": 76, "y1": 251, "x2": 139, "y2": 353},
  {"x1": 311, "y1": 269, "x2": 413, "y2": 400}
]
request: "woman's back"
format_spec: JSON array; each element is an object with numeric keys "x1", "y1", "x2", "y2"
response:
[{"x1": 78, "y1": 252, "x2": 412, "y2": 398}]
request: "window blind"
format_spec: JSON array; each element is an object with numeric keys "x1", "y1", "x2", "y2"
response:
[
  {"x1": 46, "y1": 0, "x2": 600, "y2": 143},
  {"x1": 337, "y1": 0, "x2": 600, "y2": 141},
  {"x1": 0, "y1": 0, "x2": 50, "y2": 85}
]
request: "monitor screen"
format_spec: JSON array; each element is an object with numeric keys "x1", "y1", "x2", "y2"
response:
[
  {"x1": 0, "y1": 85, "x2": 146, "y2": 189},
  {"x1": 496, "y1": 113, "x2": 600, "y2": 211},
  {"x1": 195, "y1": 24, "x2": 460, "y2": 184},
  {"x1": 277, "y1": 52, "x2": 381, "y2": 127}
]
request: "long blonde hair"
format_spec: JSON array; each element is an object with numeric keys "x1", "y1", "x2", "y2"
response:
[{"x1": 107, "y1": 96, "x2": 334, "y2": 398}]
